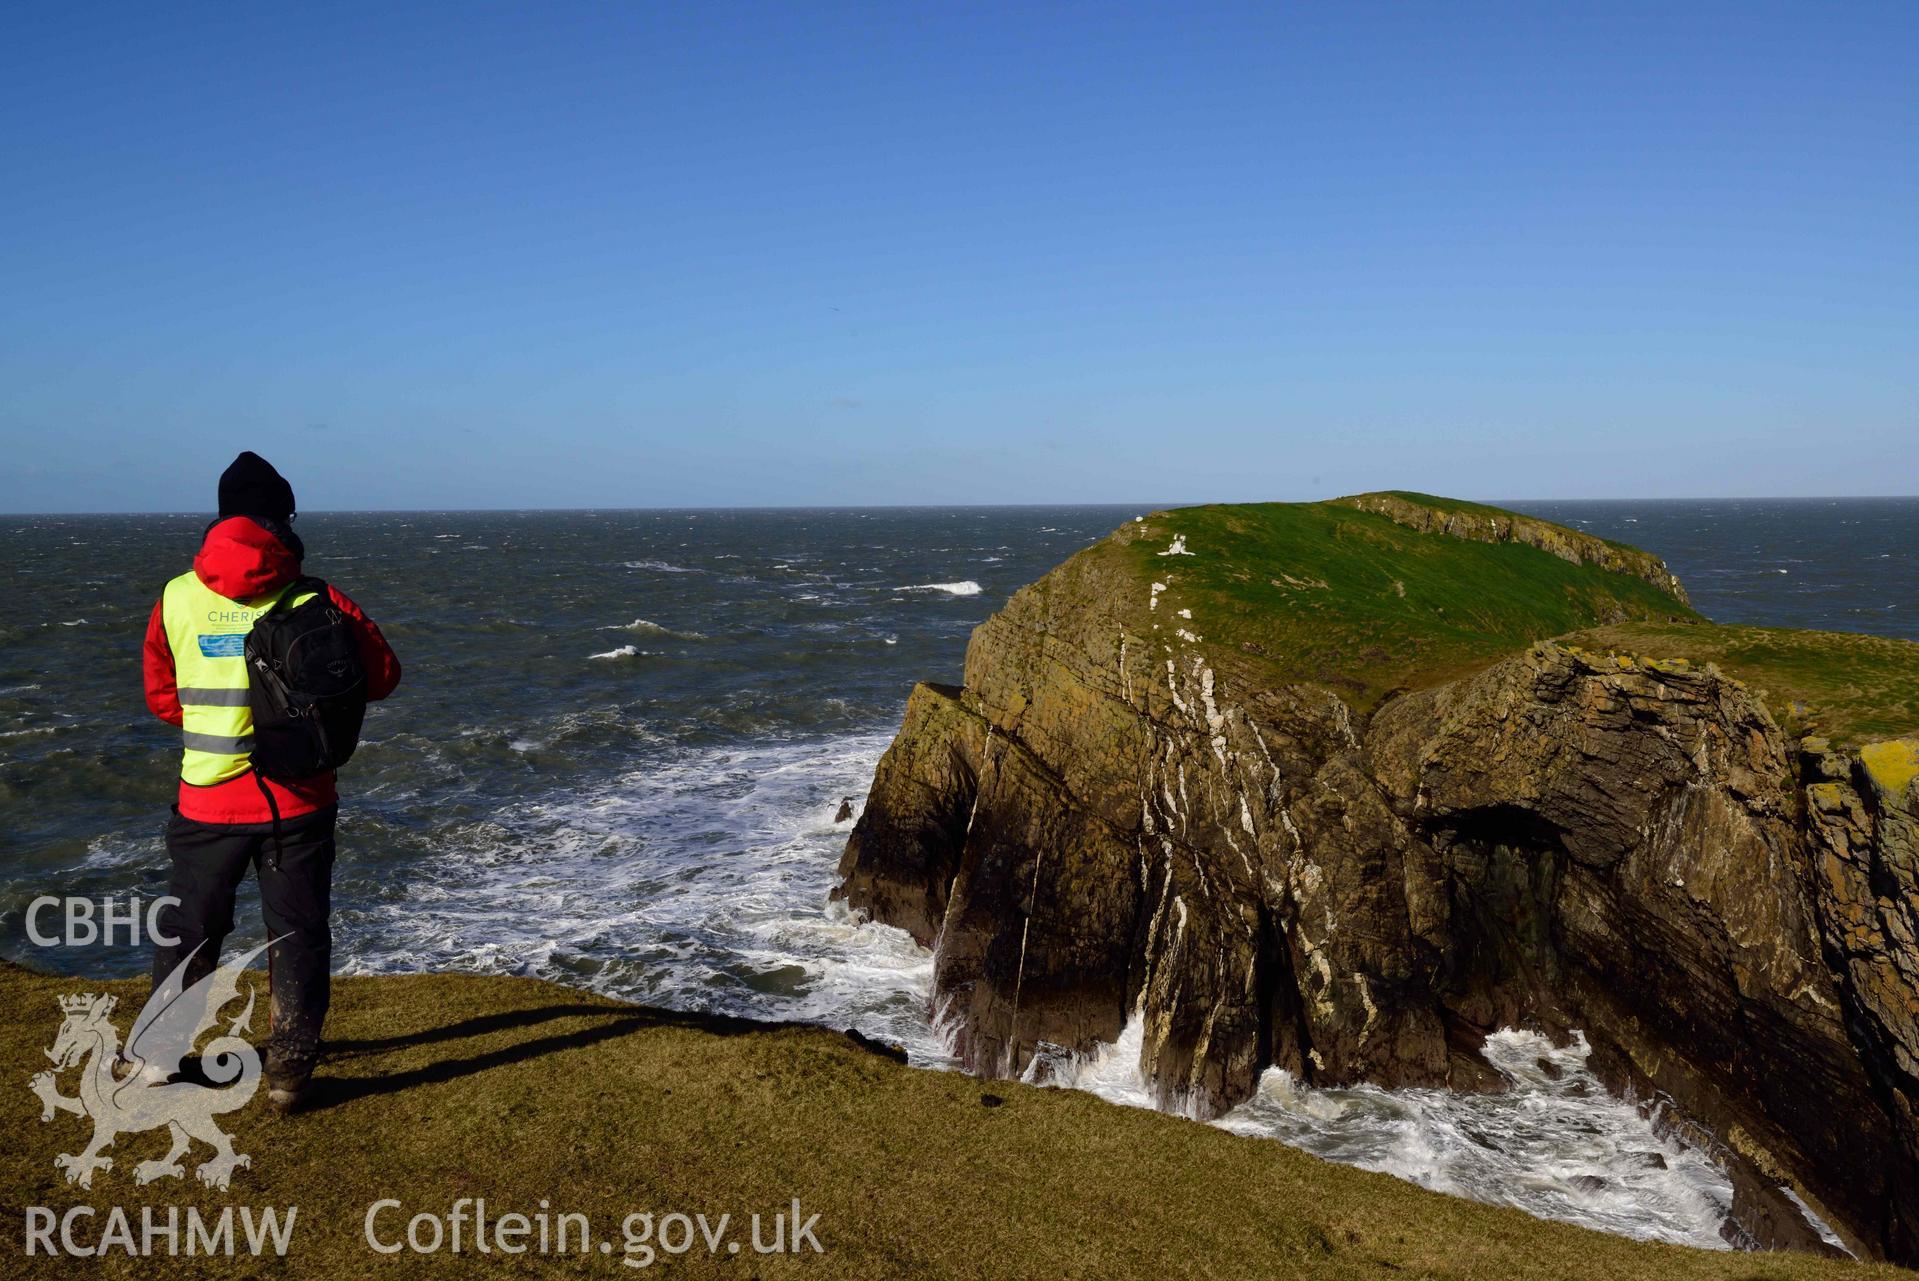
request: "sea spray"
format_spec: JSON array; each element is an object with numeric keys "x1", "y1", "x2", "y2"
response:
[{"x1": 1041, "y1": 1016, "x2": 1737, "y2": 1250}]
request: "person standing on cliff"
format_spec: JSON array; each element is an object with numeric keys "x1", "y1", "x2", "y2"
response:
[{"x1": 142, "y1": 451, "x2": 402, "y2": 1110}]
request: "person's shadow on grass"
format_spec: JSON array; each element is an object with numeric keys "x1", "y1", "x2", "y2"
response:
[{"x1": 303, "y1": 1000, "x2": 902, "y2": 1111}]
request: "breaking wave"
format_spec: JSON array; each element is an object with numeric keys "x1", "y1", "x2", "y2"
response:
[
  {"x1": 894, "y1": 580, "x2": 982, "y2": 596},
  {"x1": 1041, "y1": 1017, "x2": 1738, "y2": 1250},
  {"x1": 327, "y1": 716, "x2": 1756, "y2": 1251},
  {"x1": 587, "y1": 645, "x2": 652, "y2": 661},
  {"x1": 598, "y1": 618, "x2": 707, "y2": 640},
  {"x1": 334, "y1": 731, "x2": 950, "y2": 1064}
]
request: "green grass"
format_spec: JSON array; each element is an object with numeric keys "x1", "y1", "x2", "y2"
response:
[
  {"x1": 3, "y1": 962, "x2": 1905, "y2": 1279},
  {"x1": 1063, "y1": 495, "x2": 1915, "y2": 743},
  {"x1": 1100, "y1": 498, "x2": 1697, "y2": 709},
  {"x1": 1564, "y1": 622, "x2": 1919, "y2": 746}
]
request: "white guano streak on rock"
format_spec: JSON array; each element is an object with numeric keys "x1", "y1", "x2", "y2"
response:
[
  {"x1": 1333, "y1": 696, "x2": 1359, "y2": 749},
  {"x1": 1355, "y1": 971, "x2": 1380, "y2": 1040},
  {"x1": 934, "y1": 724, "x2": 1000, "y2": 962},
  {"x1": 1193, "y1": 659, "x2": 1230, "y2": 766},
  {"x1": 1222, "y1": 827, "x2": 1257, "y2": 880},
  {"x1": 1007, "y1": 818, "x2": 1056, "y2": 1074},
  {"x1": 1249, "y1": 723, "x2": 1281, "y2": 784},
  {"x1": 1306, "y1": 945, "x2": 1336, "y2": 1020}
]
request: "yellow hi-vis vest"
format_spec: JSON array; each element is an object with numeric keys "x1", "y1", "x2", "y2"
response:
[{"x1": 160, "y1": 572, "x2": 320, "y2": 785}]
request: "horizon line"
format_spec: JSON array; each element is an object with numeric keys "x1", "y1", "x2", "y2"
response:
[{"x1": 6, "y1": 494, "x2": 1919, "y2": 518}]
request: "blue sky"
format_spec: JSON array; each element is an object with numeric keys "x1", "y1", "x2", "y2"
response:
[{"x1": 2, "y1": 2, "x2": 1913, "y2": 511}]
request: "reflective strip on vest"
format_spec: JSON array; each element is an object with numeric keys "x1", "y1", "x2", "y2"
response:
[
  {"x1": 160, "y1": 572, "x2": 317, "y2": 786},
  {"x1": 181, "y1": 730, "x2": 255, "y2": 755},
  {"x1": 177, "y1": 686, "x2": 251, "y2": 706}
]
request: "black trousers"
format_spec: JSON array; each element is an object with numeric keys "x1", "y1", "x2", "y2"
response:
[{"x1": 152, "y1": 805, "x2": 337, "y2": 1073}]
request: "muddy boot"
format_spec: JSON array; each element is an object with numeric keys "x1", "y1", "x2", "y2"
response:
[{"x1": 264, "y1": 1049, "x2": 314, "y2": 1113}]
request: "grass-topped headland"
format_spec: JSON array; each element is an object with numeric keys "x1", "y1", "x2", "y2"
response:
[
  {"x1": 1079, "y1": 493, "x2": 1917, "y2": 745},
  {"x1": 3, "y1": 960, "x2": 1907, "y2": 1280},
  {"x1": 838, "y1": 490, "x2": 1919, "y2": 1269},
  {"x1": 1098, "y1": 493, "x2": 1698, "y2": 711}
]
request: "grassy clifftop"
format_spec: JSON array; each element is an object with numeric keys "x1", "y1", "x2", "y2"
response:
[
  {"x1": 1564, "y1": 621, "x2": 1919, "y2": 747},
  {"x1": 3, "y1": 962, "x2": 1907, "y2": 1280},
  {"x1": 1098, "y1": 493, "x2": 1698, "y2": 710},
  {"x1": 1084, "y1": 493, "x2": 1917, "y2": 744}
]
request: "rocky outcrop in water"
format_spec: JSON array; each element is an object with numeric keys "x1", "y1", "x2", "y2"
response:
[{"x1": 833, "y1": 495, "x2": 1919, "y2": 1262}]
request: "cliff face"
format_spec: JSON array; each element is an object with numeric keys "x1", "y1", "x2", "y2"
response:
[{"x1": 833, "y1": 496, "x2": 1919, "y2": 1263}]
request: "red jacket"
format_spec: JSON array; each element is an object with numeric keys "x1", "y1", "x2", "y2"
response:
[{"x1": 145, "y1": 517, "x2": 401, "y2": 824}]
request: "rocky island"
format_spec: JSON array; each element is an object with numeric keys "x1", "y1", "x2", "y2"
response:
[{"x1": 835, "y1": 493, "x2": 1919, "y2": 1263}]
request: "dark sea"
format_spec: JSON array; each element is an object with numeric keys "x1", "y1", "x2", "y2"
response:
[{"x1": 3, "y1": 497, "x2": 1914, "y2": 1250}]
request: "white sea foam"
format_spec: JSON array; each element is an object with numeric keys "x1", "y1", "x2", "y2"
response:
[
  {"x1": 598, "y1": 618, "x2": 707, "y2": 640},
  {"x1": 1035, "y1": 1014, "x2": 1156, "y2": 1109},
  {"x1": 1047, "y1": 1017, "x2": 1736, "y2": 1250},
  {"x1": 334, "y1": 730, "x2": 951, "y2": 1064},
  {"x1": 587, "y1": 645, "x2": 651, "y2": 660},
  {"x1": 326, "y1": 710, "x2": 1764, "y2": 1250},
  {"x1": 622, "y1": 559, "x2": 700, "y2": 573},
  {"x1": 894, "y1": 581, "x2": 982, "y2": 596}
]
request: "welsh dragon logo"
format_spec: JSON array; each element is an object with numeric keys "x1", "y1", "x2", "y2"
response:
[{"x1": 29, "y1": 941, "x2": 272, "y2": 1190}]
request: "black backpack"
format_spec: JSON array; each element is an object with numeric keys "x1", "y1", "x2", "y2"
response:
[{"x1": 245, "y1": 576, "x2": 368, "y2": 780}]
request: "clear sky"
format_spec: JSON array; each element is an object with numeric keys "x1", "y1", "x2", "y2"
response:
[{"x1": 2, "y1": 2, "x2": 1913, "y2": 512}]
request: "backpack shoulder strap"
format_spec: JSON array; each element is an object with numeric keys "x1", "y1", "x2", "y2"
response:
[{"x1": 268, "y1": 576, "x2": 330, "y2": 613}]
